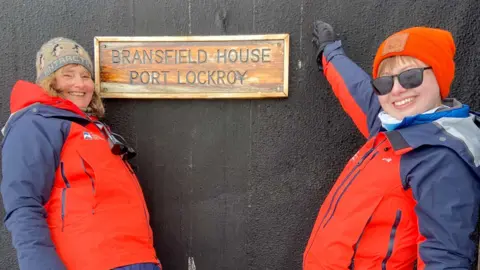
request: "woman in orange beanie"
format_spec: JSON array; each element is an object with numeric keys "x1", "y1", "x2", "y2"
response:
[{"x1": 303, "y1": 22, "x2": 480, "y2": 269}]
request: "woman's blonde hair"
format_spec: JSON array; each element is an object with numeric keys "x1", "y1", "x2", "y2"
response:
[
  {"x1": 38, "y1": 66, "x2": 105, "y2": 118},
  {"x1": 377, "y1": 56, "x2": 425, "y2": 77}
]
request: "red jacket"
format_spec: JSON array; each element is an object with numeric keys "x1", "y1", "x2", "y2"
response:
[
  {"x1": 303, "y1": 41, "x2": 480, "y2": 269},
  {"x1": 1, "y1": 81, "x2": 159, "y2": 270}
]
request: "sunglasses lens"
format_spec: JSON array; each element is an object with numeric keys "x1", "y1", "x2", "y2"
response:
[
  {"x1": 372, "y1": 76, "x2": 394, "y2": 95},
  {"x1": 398, "y1": 68, "x2": 424, "y2": 89}
]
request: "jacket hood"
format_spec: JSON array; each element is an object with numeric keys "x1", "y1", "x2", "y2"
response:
[
  {"x1": 9, "y1": 80, "x2": 85, "y2": 116},
  {"x1": 2, "y1": 80, "x2": 87, "y2": 136}
]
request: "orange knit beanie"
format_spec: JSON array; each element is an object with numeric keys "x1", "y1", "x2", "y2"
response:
[{"x1": 372, "y1": 27, "x2": 456, "y2": 99}]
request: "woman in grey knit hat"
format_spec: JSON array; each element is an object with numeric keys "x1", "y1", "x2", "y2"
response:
[{"x1": 1, "y1": 37, "x2": 162, "y2": 270}]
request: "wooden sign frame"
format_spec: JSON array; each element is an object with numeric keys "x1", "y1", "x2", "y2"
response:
[{"x1": 94, "y1": 34, "x2": 289, "y2": 99}]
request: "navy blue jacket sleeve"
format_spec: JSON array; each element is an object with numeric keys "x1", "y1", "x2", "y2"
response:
[
  {"x1": 1, "y1": 114, "x2": 67, "y2": 270},
  {"x1": 403, "y1": 146, "x2": 479, "y2": 269},
  {"x1": 322, "y1": 41, "x2": 383, "y2": 138}
]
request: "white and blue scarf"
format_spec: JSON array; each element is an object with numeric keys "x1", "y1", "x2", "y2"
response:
[{"x1": 378, "y1": 104, "x2": 471, "y2": 131}]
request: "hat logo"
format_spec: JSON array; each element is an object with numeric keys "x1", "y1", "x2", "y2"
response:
[
  {"x1": 72, "y1": 44, "x2": 85, "y2": 56},
  {"x1": 39, "y1": 54, "x2": 45, "y2": 69},
  {"x1": 382, "y1": 33, "x2": 409, "y2": 55},
  {"x1": 52, "y1": 44, "x2": 64, "y2": 57}
]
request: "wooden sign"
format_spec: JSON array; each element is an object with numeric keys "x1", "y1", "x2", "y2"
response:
[{"x1": 94, "y1": 34, "x2": 289, "y2": 99}]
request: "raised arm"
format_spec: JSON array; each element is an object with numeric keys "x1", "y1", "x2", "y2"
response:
[{"x1": 313, "y1": 21, "x2": 382, "y2": 138}]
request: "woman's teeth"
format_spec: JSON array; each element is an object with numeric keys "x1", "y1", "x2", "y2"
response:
[
  {"x1": 394, "y1": 97, "x2": 414, "y2": 106},
  {"x1": 68, "y1": 92, "x2": 85, "y2": 97}
]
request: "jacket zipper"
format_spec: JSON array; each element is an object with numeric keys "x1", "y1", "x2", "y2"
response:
[
  {"x1": 80, "y1": 156, "x2": 96, "y2": 214},
  {"x1": 321, "y1": 139, "x2": 385, "y2": 229},
  {"x1": 60, "y1": 162, "x2": 70, "y2": 232},
  {"x1": 381, "y1": 210, "x2": 402, "y2": 270},
  {"x1": 318, "y1": 145, "x2": 376, "y2": 228},
  {"x1": 349, "y1": 216, "x2": 372, "y2": 270},
  {"x1": 124, "y1": 160, "x2": 152, "y2": 241}
]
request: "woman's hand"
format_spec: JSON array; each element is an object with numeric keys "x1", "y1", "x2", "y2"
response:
[{"x1": 312, "y1": 20, "x2": 336, "y2": 70}]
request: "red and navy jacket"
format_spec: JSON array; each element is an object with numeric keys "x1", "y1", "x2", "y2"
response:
[
  {"x1": 1, "y1": 81, "x2": 159, "y2": 270},
  {"x1": 303, "y1": 41, "x2": 480, "y2": 269}
]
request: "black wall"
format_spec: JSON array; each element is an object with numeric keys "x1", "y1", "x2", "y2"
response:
[{"x1": 0, "y1": 0, "x2": 479, "y2": 269}]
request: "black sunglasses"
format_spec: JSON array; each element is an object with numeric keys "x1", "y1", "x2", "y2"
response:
[
  {"x1": 96, "y1": 122, "x2": 137, "y2": 160},
  {"x1": 107, "y1": 131, "x2": 137, "y2": 160},
  {"x1": 372, "y1": 67, "x2": 432, "y2": 95}
]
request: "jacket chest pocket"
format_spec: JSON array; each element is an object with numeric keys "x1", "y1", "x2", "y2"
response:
[
  {"x1": 75, "y1": 140, "x2": 128, "y2": 179},
  {"x1": 74, "y1": 137, "x2": 138, "y2": 202},
  {"x1": 54, "y1": 138, "x2": 113, "y2": 229},
  {"x1": 54, "y1": 160, "x2": 97, "y2": 231}
]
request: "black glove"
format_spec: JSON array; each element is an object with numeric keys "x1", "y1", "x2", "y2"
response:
[{"x1": 312, "y1": 20, "x2": 336, "y2": 71}]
